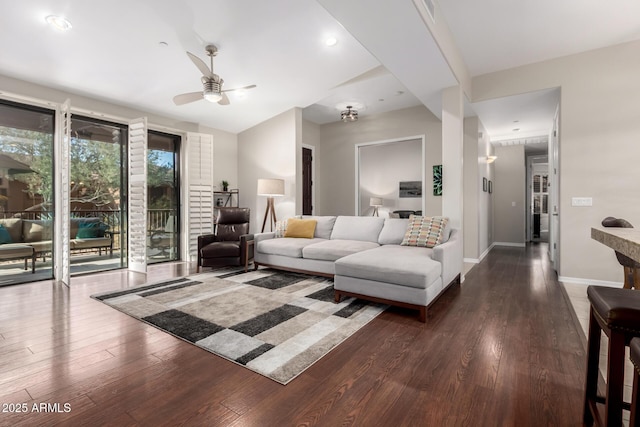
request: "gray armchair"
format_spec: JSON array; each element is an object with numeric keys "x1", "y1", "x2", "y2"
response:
[{"x1": 197, "y1": 208, "x2": 253, "y2": 272}]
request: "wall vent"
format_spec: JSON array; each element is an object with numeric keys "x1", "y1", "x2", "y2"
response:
[{"x1": 421, "y1": 0, "x2": 436, "y2": 22}]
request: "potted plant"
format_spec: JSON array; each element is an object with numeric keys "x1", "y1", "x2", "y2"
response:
[{"x1": 222, "y1": 180, "x2": 229, "y2": 192}]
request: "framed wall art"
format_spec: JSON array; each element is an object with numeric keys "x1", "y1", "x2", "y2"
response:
[
  {"x1": 433, "y1": 165, "x2": 442, "y2": 196},
  {"x1": 399, "y1": 181, "x2": 422, "y2": 198}
]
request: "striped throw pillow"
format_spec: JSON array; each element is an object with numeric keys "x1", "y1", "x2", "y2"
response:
[
  {"x1": 274, "y1": 219, "x2": 288, "y2": 238},
  {"x1": 400, "y1": 215, "x2": 449, "y2": 248}
]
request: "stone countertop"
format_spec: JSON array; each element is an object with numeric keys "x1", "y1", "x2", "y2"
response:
[{"x1": 591, "y1": 227, "x2": 640, "y2": 263}]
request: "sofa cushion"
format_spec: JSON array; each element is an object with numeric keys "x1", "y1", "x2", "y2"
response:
[
  {"x1": 257, "y1": 237, "x2": 326, "y2": 258},
  {"x1": 330, "y1": 216, "x2": 384, "y2": 242},
  {"x1": 71, "y1": 238, "x2": 111, "y2": 250},
  {"x1": 29, "y1": 241, "x2": 52, "y2": 254},
  {"x1": 302, "y1": 239, "x2": 380, "y2": 262},
  {"x1": 378, "y1": 218, "x2": 410, "y2": 245},
  {"x1": 401, "y1": 216, "x2": 449, "y2": 248},
  {"x1": 0, "y1": 243, "x2": 33, "y2": 258},
  {"x1": 301, "y1": 215, "x2": 337, "y2": 239},
  {"x1": 284, "y1": 218, "x2": 317, "y2": 239},
  {"x1": 335, "y1": 245, "x2": 441, "y2": 290},
  {"x1": 22, "y1": 220, "x2": 53, "y2": 243},
  {"x1": 0, "y1": 219, "x2": 22, "y2": 243}
]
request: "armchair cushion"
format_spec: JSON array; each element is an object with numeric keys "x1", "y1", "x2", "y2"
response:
[{"x1": 201, "y1": 241, "x2": 241, "y2": 258}]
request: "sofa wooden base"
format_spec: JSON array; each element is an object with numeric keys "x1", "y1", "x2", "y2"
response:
[
  {"x1": 253, "y1": 261, "x2": 334, "y2": 278},
  {"x1": 335, "y1": 289, "x2": 427, "y2": 322},
  {"x1": 334, "y1": 273, "x2": 461, "y2": 323}
]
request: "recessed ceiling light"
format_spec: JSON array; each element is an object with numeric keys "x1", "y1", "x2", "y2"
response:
[
  {"x1": 396, "y1": 90, "x2": 405, "y2": 95},
  {"x1": 325, "y1": 37, "x2": 338, "y2": 47},
  {"x1": 513, "y1": 128, "x2": 520, "y2": 132},
  {"x1": 159, "y1": 41, "x2": 169, "y2": 47},
  {"x1": 45, "y1": 15, "x2": 72, "y2": 32}
]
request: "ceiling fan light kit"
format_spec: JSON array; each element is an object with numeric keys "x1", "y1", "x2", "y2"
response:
[{"x1": 173, "y1": 44, "x2": 256, "y2": 107}]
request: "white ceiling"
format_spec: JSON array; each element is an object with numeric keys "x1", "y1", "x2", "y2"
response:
[
  {"x1": 0, "y1": 0, "x2": 639, "y2": 137},
  {"x1": 472, "y1": 88, "x2": 560, "y2": 142}
]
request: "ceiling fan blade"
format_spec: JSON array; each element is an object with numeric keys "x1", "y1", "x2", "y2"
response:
[
  {"x1": 186, "y1": 52, "x2": 214, "y2": 78},
  {"x1": 222, "y1": 84, "x2": 257, "y2": 93},
  {"x1": 218, "y1": 92, "x2": 230, "y2": 105},
  {"x1": 173, "y1": 91, "x2": 203, "y2": 106}
]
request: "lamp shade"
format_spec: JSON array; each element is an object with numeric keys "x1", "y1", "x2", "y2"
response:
[
  {"x1": 257, "y1": 178, "x2": 285, "y2": 196},
  {"x1": 369, "y1": 197, "x2": 383, "y2": 207}
]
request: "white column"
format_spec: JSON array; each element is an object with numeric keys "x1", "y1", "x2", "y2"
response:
[{"x1": 442, "y1": 86, "x2": 464, "y2": 229}]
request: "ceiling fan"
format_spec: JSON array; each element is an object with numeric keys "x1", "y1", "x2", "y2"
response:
[{"x1": 173, "y1": 44, "x2": 256, "y2": 106}]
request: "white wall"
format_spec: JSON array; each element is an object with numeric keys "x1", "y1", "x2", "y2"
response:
[
  {"x1": 463, "y1": 117, "x2": 494, "y2": 260},
  {"x1": 473, "y1": 39, "x2": 640, "y2": 282},
  {"x1": 493, "y1": 145, "x2": 526, "y2": 245},
  {"x1": 199, "y1": 125, "x2": 238, "y2": 192},
  {"x1": 238, "y1": 108, "x2": 298, "y2": 233},
  {"x1": 317, "y1": 105, "x2": 442, "y2": 216},
  {"x1": 359, "y1": 139, "x2": 423, "y2": 217}
]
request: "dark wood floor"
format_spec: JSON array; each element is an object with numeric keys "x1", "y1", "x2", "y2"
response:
[{"x1": 0, "y1": 244, "x2": 586, "y2": 426}]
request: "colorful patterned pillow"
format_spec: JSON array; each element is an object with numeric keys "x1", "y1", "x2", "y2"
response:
[
  {"x1": 274, "y1": 219, "x2": 288, "y2": 238},
  {"x1": 400, "y1": 215, "x2": 449, "y2": 248}
]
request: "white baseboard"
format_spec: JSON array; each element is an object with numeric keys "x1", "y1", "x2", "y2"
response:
[
  {"x1": 493, "y1": 242, "x2": 526, "y2": 248},
  {"x1": 558, "y1": 276, "x2": 622, "y2": 288},
  {"x1": 464, "y1": 243, "x2": 496, "y2": 265}
]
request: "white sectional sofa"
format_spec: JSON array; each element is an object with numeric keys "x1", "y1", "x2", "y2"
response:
[{"x1": 254, "y1": 215, "x2": 462, "y2": 322}]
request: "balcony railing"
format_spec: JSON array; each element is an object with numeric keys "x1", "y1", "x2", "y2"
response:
[{"x1": 1, "y1": 209, "x2": 177, "y2": 251}]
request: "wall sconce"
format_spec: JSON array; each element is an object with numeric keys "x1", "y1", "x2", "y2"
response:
[
  {"x1": 369, "y1": 197, "x2": 383, "y2": 216},
  {"x1": 487, "y1": 155, "x2": 498, "y2": 163}
]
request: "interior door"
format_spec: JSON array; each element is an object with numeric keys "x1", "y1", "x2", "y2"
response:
[
  {"x1": 531, "y1": 166, "x2": 549, "y2": 242},
  {"x1": 302, "y1": 147, "x2": 313, "y2": 215}
]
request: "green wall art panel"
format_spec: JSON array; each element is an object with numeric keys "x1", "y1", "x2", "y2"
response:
[{"x1": 433, "y1": 165, "x2": 442, "y2": 196}]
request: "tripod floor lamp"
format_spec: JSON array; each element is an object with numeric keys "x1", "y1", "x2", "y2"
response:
[{"x1": 257, "y1": 178, "x2": 285, "y2": 232}]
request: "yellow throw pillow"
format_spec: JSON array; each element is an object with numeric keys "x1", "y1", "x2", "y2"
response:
[{"x1": 284, "y1": 218, "x2": 317, "y2": 238}]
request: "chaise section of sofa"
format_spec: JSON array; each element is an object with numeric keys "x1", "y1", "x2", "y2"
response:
[{"x1": 253, "y1": 215, "x2": 462, "y2": 321}]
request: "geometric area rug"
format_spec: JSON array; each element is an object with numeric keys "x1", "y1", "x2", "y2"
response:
[{"x1": 91, "y1": 268, "x2": 386, "y2": 384}]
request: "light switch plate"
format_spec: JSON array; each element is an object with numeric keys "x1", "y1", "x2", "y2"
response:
[{"x1": 572, "y1": 197, "x2": 593, "y2": 207}]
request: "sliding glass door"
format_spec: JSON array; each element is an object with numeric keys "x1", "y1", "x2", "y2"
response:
[
  {"x1": 0, "y1": 100, "x2": 55, "y2": 285},
  {"x1": 69, "y1": 116, "x2": 128, "y2": 274},
  {"x1": 147, "y1": 131, "x2": 180, "y2": 263}
]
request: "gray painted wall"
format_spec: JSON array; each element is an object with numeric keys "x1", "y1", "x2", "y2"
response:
[
  {"x1": 316, "y1": 105, "x2": 442, "y2": 216},
  {"x1": 238, "y1": 108, "x2": 299, "y2": 234},
  {"x1": 493, "y1": 145, "x2": 526, "y2": 245},
  {"x1": 473, "y1": 38, "x2": 640, "y2": 282}
]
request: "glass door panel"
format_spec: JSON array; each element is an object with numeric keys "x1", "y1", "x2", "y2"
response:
[
  {"x1": 147, "y1": 131, "x2": 180, "y2": 263},
  {"x1": 69, "y1": 116, "x2": 127, "y2": 274},
  {"x1": 0, "y1": 100, "x2": 55, "y2": 285}
]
